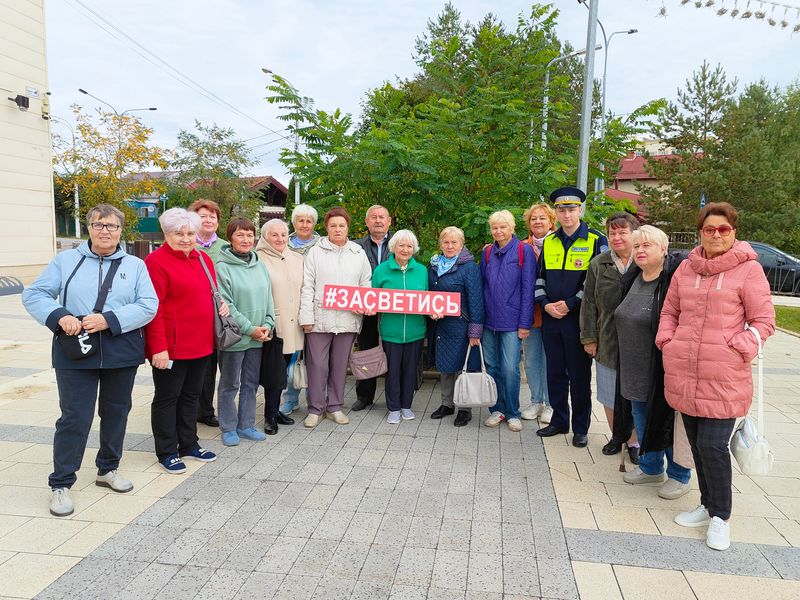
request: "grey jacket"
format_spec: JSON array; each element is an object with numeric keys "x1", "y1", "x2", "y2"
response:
[
  {"x1": 356, "y1": 232, "x2": 392, "y2": 272},
  {"x1": 579, "y1": 250, "x2": 626, "y2": 369}
]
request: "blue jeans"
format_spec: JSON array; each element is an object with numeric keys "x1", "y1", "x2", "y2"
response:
[
  {"x1": 522, "y1": 328, "x2": 549, "y2": 407},
  {"x1": 482, "y1": 329, "x2": 521, "y2": 419},
  {"x1": 630, "y1": 400, "x2": 691, "y2": 484},
  {"x1": 280, "y1": 351, "x2": 301, "y2": 413},
  {"x1": 217, "y1": 348, "x2": 262, "y2": 432}
]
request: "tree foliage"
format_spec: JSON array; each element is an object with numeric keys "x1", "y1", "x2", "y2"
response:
[
  {"x1": 168, "y1": 121, "x2": 260, "y2": 232},
  {"x1": 266, "y1": 3, "x2": 657, "y2": 257},
  {"x1": 53, "y1": 106, "x2": 168, "y2": 234},
  {"x1": 640, "y1": 63, "x2": 800, "y2": 253}
]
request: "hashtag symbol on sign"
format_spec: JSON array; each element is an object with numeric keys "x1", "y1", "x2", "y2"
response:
[{"x1": 324, "y1": 287, "x2": 337, "y2": 306}]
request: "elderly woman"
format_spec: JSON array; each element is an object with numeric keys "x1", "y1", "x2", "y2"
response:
[
  {"x1": 428, "y1": 227, "x2": 483, "y2": 427},
  {"x1": 580, "y1": 212, "x2": 640, "y2": 462},
  {"x1": 299, "y1": 207, "x2": 372, "y2": 428},
  {"x1": 23, "y1": 204, "x2": 158, "y2": 515},
  {"x1": 216, "y1": 217, "x2": 275, "y2": 446},
  {"x1": 616, "y1": 225, "x2": 690, "y2": 500},
  {"x1": 256, "y1": 218, "x2": 303, "y2": 433},
  {"x1": 521, "y1": 202, "x2": 557, "y2": 424},
  {"x1": 370, "y1": 229, "x2": 429, "y2": 424},
  {"x1": 288, "y1": 203, "x2": 321, "y2": 256},
  {"x1": 189, "y1": 198, "x2": 225, "y2": 429},
  {"x1": 145, "y1": 208, "x2": 223, "y2": 474},
  {"x1": 657, "y1": 203, "x2": 775, "y2": 551},
  {"x1": 481, "y1": 209, "x2": 536, "y2": 432}
]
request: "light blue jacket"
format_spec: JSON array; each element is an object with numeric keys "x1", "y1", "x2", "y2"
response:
[{"x1": 22, "y1": 242, "x2": 159, "y2": 369}]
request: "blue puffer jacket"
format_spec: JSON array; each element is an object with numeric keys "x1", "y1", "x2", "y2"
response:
[
  {"x1": 480, "y1": 236, "x2": 535, "y2": 331},
  {"x1": 22, "y1": 242, "x2": 158, "y2": 369},
  {"x1": 427, "y1": 248, "x2": 484, "y2": 373}
]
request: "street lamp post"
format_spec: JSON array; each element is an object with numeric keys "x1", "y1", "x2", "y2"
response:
[
  {"x1": 77, "y1": 88, "x2": 157, "y2": 153},
  {"x1": 51, "y1": 116, "x2": 81, "y2": 238},
  {"x1": 540, "y1": 45, "x2": 602, "y2": 157},
  {"x1": 261, "y1": 68, "x2": 301, "y2": 207}
]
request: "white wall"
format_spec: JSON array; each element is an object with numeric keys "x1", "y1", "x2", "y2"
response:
[{"x1": 0, "y1": 0, "x2": 55, "y2": 284}]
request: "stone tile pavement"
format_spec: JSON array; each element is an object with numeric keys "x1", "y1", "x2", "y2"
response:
[{"x1": 0, "y1": 294, "x2": 798, "y2": 599}]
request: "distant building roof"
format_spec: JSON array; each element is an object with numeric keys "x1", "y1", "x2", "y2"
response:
[{"x1": 603, "y1": 187, "x2": 647, "y2": 219}]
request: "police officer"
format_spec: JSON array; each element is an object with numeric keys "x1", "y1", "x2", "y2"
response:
[{"x1": 535, "y1": 187, "x2": 608, "y2": 447}]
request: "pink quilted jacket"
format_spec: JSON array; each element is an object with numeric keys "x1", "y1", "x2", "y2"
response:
[{"x1": 655, "y1": 241, "x2": 775, "y2": 419}]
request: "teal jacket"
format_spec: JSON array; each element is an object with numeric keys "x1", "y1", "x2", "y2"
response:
[
  {"x1": 215, "y1": 244, "x2": 275, "y2": 352},
  {"x1": 372, "y1": 254, "x2": 428, "y2": 344}
]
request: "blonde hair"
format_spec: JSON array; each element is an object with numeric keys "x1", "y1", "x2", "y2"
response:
[
  {"x1": 632, "y1": 225, "x2": 669, "y2": 256},
  {"x1": 488, "y1": 209, "x2": 515, "y2": 229},
  {"x1": 523, "y1": 203, "x2": 557, "y2": 232},
  {"x1": 438, "y1": 226, "x2": 465, "y2": 245}
]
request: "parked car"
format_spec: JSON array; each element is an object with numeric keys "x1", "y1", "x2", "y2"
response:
[{"x1": 748, "y1": 241, "x2": 800, "y2": 295}]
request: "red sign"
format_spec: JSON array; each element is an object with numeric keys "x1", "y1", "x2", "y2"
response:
[{"x1": 322, "y1": 285, "x2": 461, "y2": 316}]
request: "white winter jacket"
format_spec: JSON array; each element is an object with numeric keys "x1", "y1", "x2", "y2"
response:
[{"x1": 299, "y1": 236, "x2": 372, "y2": 334}]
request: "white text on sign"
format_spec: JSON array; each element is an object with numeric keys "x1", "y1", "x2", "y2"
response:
[{"x1": 321, "y1": 285, "x2": 461, "y2": 316}]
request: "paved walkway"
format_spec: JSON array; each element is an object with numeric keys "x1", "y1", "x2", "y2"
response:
[{"x1": 0, "y1": 294, "x2": 798, "y2": 599}]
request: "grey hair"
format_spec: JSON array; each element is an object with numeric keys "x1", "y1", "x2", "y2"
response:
[
  {"x1": 263, "y1": 218, "x2": 289, "y2": 235},
  {"x1": 388, "y1": 229, "x2": 419, "y2": 255},
  {"x1": 366, "y1": 204, "x2": 390, "y2": 218},
  {"x1": 438, "y1": 226, "x2": 465, "y2": 246},
  {"x1": 158, "y1": 207, "x2": 201, "y2": 234},
  {"x1": 291, "y1": 203, "x2": 318, "y2": 225},
  {"x1": 488, "y1": 209, "x2": 515, "y2": 229},
  {"x1": 86, "y1": 204, "x2": 125, "y2": 228},
  {"x1": 632, "y1": 225, "x2": 669, "y2": 256}
]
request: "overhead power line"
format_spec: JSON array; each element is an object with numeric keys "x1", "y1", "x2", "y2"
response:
[{"x1": 64, "y1": 0, "x2": 293, "y2": 141}]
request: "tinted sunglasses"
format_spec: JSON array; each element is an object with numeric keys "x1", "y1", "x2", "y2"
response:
[{"x1": 701, "y1": 225, "x2": 733, "y2": 237}]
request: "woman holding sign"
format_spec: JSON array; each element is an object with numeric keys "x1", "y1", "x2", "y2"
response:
[
  {"x1": 299, "y1": 207, "x2": 372, "y2": 428},
  {"x1": 371, "y1": 229, "x2": 429, "y2": 424}
]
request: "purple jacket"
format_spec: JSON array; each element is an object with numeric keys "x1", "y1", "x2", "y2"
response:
[{"x1": 480, "y1": 236, "x2": 536, "y2": 332}]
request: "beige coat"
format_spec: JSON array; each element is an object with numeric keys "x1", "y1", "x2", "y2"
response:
[
  {"x1": 256, "y1": 240, "x2": 305, "y2": 354},
  {"x1": 299, "y1": 236, "x2": 372, "y2": 334}
]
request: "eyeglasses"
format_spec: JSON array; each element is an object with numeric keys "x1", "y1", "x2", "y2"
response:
[
  {"x1": 90, "y1": 222, "x2": 122, "y2": 232},
  {"x1": 701, "y1": 224, "x2": 733, "y2": 237}
]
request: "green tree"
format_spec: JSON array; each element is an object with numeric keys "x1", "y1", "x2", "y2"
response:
[
  {"x1": 267, "y1": 3, "x2": 655, "y2": 256},
  {"x1": 169, "y1": 121, "x2": 260, "y2": 232},
  {"x1": 53, "y1": 106, "x2": 169, "y2": 234}
]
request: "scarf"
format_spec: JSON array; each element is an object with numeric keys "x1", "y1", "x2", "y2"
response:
[
  {"x1": 196, "y1": 232, "x2": 218, "y2": 248},
  {"x1": 610, "y1": 249, "x2": 633, "y2": 274},
  {"x1": 527, "y1": 234, "x2": 547, "y2": 258},
  {"x1": 434, "y1": 254, "x2": 458, "y2": 276}
]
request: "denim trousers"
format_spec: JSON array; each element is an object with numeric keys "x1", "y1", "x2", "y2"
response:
[
  {"x1": 630, "y1": 399, "x2": 691, "y2": 484},
  {"x1": 217, "y1": 347, "x2": 262, "y2": 432},
  {"x1": 51, "y1": 367, "x2": 137, "y2": 489},
  {"x1": 522, "y1": 327, "x2": 549, "y2": 407},
  {"x1": 482, "y1": 329, "x2": 521, "y2": 419},
  {"x1": 279, "y1": 351, "x2": 302, "y2": 412}
]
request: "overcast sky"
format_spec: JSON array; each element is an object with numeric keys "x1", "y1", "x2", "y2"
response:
[{"x1": 46, "y1": 0, "x2": 800, "y2": 184}]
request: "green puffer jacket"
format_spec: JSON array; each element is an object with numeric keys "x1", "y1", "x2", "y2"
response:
[
  {"x1": 372, "y1": 254, "x2": 428, "y2": 344},
  {"x1": 215, "y1": 244, "x2": 275, "y2": 352}
]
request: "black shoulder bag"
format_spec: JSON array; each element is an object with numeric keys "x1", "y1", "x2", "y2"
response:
[{"x1": 55, "y1": 257, "x2": 122, "y2": 360}]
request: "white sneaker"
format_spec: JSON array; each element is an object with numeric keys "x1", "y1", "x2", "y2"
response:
[
  {"x1": 674, "y1": 505, "x2": 710, "y2": 528},
  {"x1": 520, "y1": 403, "x2": 543, "y2": 420},
  {"x1": 706, "y1": 516, "x2": 730, "y2": 551},
  {"x1": 623, "y1": 467, "x2": 666, "y2": 485},
  {"x1": 658, "y1": 478, "x2": 690, "y2": 500},
  {"x1": 387, "y1": 411, "x2": 401, "y2": 425},
  {"x1": 95, "y1": 470, "x2": 134, "y2": 493},
  {"x1": 507, "y1": 418, "x2": 523, "y2": 432},
  {"x1": 401, "y1": 409, "x2": 415, "y2": 421},
  {"x1": 50, "y1": 488, "x2": 74, "y2": 517},
  {"x1": 485, "y1": 412, "x2": 505, "y2": 427},
  {"x1": 540, "y1": 405, "x2": 554, "y2": 424}
]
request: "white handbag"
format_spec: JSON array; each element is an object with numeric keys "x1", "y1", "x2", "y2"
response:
[
  {"x1": 730, "y1": 326, "x2": 774, "y2": 475},
  {"x1": 291, "y1": 350, "x2": 308, "y2": 389},
  {"x1": 453, "y1": 343, "x2": 497, "y2": 409}
]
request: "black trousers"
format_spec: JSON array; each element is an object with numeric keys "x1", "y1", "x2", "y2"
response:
[
  {"x1": 264, "y1": 353, "x2": 292, "y2": 421},
  {"x1": 197, "y1": 349, "x2": 218, "y2": 419},
  {"x1": 356, "y1": 314, "x2": 380, "y2": 403},
  {"x1": 152, "y1": 355, "x2": 210, "y2": 460},
  {"x1": 682, "y1": 413, "x2": 736, "y2": 520},
  {"x1": 383, "y1": 339, "x2": 424, "y2": 412}
]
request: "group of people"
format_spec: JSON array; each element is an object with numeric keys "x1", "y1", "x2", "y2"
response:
[{"x1": 24, "y1": 190, "x2": 774, "y2": 553}]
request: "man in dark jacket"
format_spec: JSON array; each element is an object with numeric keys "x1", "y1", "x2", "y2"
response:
[{"x1": 352, "y1": 205, "x2": 392, "y2": 411}]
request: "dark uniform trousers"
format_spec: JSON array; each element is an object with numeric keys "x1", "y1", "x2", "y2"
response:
[{"x1": 542, "y1": 311, "x2": 593, "y2": 435}]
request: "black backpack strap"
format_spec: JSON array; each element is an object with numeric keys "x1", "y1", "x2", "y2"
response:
[
  {"x1": 61, "y1": 255, "x2": 87, "y2": 308},
  {"x1": 92, "y1": 259, "x2": 122, "y2": 313}
]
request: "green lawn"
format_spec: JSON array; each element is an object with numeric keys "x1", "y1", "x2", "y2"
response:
[{"x1": 775, "y1": 305, "x2": 800, "y2": 334}]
